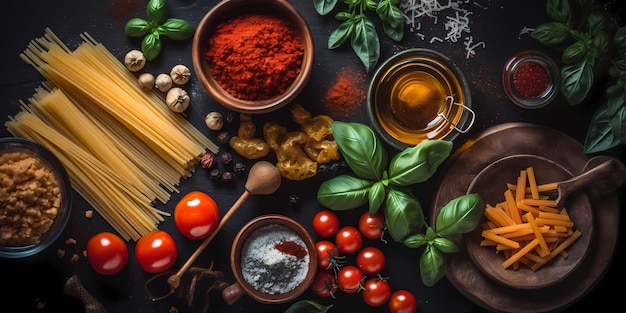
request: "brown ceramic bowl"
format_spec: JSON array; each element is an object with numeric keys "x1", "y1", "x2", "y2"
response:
[
  {"x1": 222, "y1": 214, "x2": 317, "y2": 304},
  {"x1": 191, "y1": 0, "x2": 314, "y2": 114},
  {"x1": 465, "y1": 154, "x2": 593, "y2": 289}
]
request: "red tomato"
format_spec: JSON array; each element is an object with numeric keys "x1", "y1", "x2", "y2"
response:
[
  {"x1": 174, "y1": 191, "x2": 220, "y2": 239},
  {"x1": 86, "y1": 232, "x2": 129, "y2": 275},
  {"x1": 135, "y1": 230, "x2": 178, "y2": 273},
  {"x1": 310, "y1": 269, "x2": 338, "y2": 297},
  {"x1": 315, "y1": 240, "x2": 341, "y2": 270},
  {"x1": 337, "y1": 265, "x2": 364, "y2": 294},
  {"x1": 312, "y1": 209, "x2": 340, "y2": 238},
  {"x1": 362, "y1": 277, "x2": 391, "y2": 307},
  {"x1": 356, "y1": 246, "x2": 386, "y2": 275},
  {"x1": 358, "y1": 211, "x2": 385, "y2": 240},
  {"x1": 335, "y1": 226, "x2": 362, "y2": 254},
  {"x1": 388, "y1": 290, "x2": 418, "y2": 313}
]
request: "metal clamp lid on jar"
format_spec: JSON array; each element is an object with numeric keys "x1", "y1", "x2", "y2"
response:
[{"x1": 438, "y1": 95, "x2": 475, "y2": 134}]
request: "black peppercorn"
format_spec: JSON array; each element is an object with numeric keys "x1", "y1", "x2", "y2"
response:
[
  {"x1": 209, "y1": 168, "x2": 221, "y2": 181},
  {"x1": 233, "y1": 162, "x2": 246, "y2": 175},
  {"x1": 221, "y1": 171, "x2": 234, "y2": 183},
  {"x1": 216, "y1": 131, "x2": 230, "y2": 144},
  {"x1": 288, "y1": 194, "x2": 300, "y2": 207},
  {"x1": 225, "y1": 112, "x2": 235, "y2": 124},
  {"x1": 220, "y1": 152, "x2": 233, "y2": 165}
]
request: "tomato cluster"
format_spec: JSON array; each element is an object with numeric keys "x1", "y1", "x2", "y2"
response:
[
  {"x1": 310, "y1": 210, "x2": 417, "y2": 312},
  {"x1": 86, "y1": 191, "x2": 221, "y2": 275}
]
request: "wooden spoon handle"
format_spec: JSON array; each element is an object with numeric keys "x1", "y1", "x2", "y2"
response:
[
  {"x1": 556, "y1": 158, "x2": 616, "y2": 207},
  {"x1": 168, "y1": 190, "x2": 251, "y2": 290}
]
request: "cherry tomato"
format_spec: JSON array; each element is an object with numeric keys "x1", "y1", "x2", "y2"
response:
[
  {"x1": 315, "y1": 240, "x2": 341, "y2": 270},
  {"x1": 86, "y1": 232, "x2": 129, "y2": 275},
  {"x1": 174, "y1": 191, "x2": 220, "y2": 239},
  {"x1": 337, "y1": 265, "x2": 364, "y2": 294},
  {"x1": 388, "y1": 290, "x2": 418, "y2": 313},
  {"x1": 356, "y1": 246, "x2": 386, "y2": 275},
  {"x1": 310, "y1": 269, "x2": 338, "y2": 297},
  {"x1": 312, "y1": 209, "x2": 340, "y2": 238},
  {"x1": 135, "y1": 230, "x2": 178, "y2": 273},
  {"x1": 358, "y1": 211, "x2": 385, "y2": 240},
  {"x1": 335, "y1": 226, "x2": 362, "y2": 254},
  {"x1": 362, "y1": 277, "x2": 391, "y2": 307}
]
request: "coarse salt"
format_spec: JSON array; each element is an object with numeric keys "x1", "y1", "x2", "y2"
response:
[{"x1": 240, "y1": 224, "x2": 310, "y2": 295}]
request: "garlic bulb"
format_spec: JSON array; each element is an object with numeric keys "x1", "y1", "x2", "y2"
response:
[
  {"x1": 170, "y1": 64, "x2": 191, "y2": 85},
  {"x1": 205, "y1": 112, "x2": 223, "y2": 130},
  {"x1": 155, "y1": 73, "x2": 173, "y2": 92},
  {"x1": 137, "y1": 73, "x2": 155, "y2": 91},
  {"x1": 124, "y1": 50, "x2": 146, "y2": 72},
  {"x1": 166, "y1": 87, "x2": 190, "y2": 112}
]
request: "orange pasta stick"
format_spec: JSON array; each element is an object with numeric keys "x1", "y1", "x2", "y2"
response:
[
  {"x1": 526, "y1": 166, "x2": 540, "y2": 199},
  {"x1": 525, "y1": 212, "x2": 550, "y2": 257},
  {"x1": 503, "y1": 238, "x2": 539, "y2": 269},
  {"x1": 504, "y1": 189, "x2": 522, "y2": 224}
]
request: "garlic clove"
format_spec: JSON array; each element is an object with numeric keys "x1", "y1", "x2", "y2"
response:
[
  {"x1": 205, "y1": 112, "x2": 224, "y2": 130},
  {"x1": 137, "y1": 73, "x2": 155, "y2": 91}
]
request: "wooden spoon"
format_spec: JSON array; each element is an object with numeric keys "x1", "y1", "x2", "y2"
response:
[
  {"x1": 167, "y1": 161, "x2": 281, "y2": 291},
  {"x1": 555, "y1": 157, "x2": 623, "y2": 209}
]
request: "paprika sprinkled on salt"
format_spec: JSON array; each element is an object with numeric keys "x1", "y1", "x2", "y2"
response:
[
  {"x1": 512, "y1": 62, "x2": 550, "y2": 98},
  {"x1": 205, "y1": 13, "x2": 304, "y2": 101}
]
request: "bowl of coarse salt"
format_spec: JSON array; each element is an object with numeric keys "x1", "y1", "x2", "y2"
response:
[{"x1": 222, "y1": 214, "x2": 317, "y2": 305}]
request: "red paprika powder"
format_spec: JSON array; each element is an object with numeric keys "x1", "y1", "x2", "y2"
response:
[
  {"x1": 512, "y1": 61, "x2": 550, "y2": 98},
  {"x1": 206, "y1": 13, "x2": 304, "y2": 100},
  {"x1": 323, "y1": 68, "x2": 366, "y2": 118}
]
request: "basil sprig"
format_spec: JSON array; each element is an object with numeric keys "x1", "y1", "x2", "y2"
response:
[
  {"x1": 531, "y1": 0, "x2": 626, "y2": 153},
  {"x1": 313, "y1": 0, "x2": 404, "y2": 72},
  {"x1": 317, "y1": 121, "x2": 484, "y2": 286},
  {"x1": 125, "y1": 0, "x2": 194, "y2": 61}
]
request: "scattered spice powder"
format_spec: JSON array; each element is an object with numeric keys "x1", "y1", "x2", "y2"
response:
[
  {"x1": 206, "y1": 13, "x2": 304, "y2": 100},
  {"x1": 512, "y1": 61, "x2": 550, "y2": 98},
  {"x1": 323, "y1": 68, "x2": 366, "y2": 118},
  {"x1": 240, "y1": 224, "x2": 309, "y2": 295}
]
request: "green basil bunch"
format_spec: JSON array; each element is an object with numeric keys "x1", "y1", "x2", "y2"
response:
[
  {"x1": 285, "y1": 300, "x2": 333, "y2": 313},
  {"x1": 317, "y1": 121, "x2": 484, "y2": 286},
  {"x1": 125, "y1": 0, "x2": 195, "y2": 61},
  {"x1": 531, "y1": 0, "x2": 626, "y2": 153},
  {"x1": 312, "y1": 0, "x2": 404, "y2": 72}
]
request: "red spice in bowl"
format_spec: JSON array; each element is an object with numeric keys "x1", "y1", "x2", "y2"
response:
[{"x1": 502, "y1": 50, "x2": 559, "y2": 109}]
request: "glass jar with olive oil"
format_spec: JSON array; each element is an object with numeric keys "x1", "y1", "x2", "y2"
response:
[{"x1": 368, "y1": 49, "x2": 474, "y2": 150}]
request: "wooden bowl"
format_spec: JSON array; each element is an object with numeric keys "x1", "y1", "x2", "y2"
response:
[
  {"x1": 465, "y1": 154, "x2": 593, "y2": 289},
  {"x1": 222, "y1": 214, "x2": 317, "y2": 304},
  {"x1": 191, "y1": 0, "x2": 314, "y2": 114}
]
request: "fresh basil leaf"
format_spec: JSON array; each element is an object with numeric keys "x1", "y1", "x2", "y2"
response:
[
  {"x1": 159, "y1": 18, "x2": 195, "y2": 40},
  {"x1": 365, "y1": 0, "x2": 378, "y2": 11},
  {"x1": 587, "y1": 11, "x2": 609, "y2": 35},
  {"x1": 561, "y1": 61, "x2": 594, "y2": 105},
  {"x1": 562, "y1": 41, "x2": 587, "y2": 64},
  {"x1": 613, "y1": 26, "x2": 626, "y2": 54},
  {"x1": 331, "y1": 121, "x2": 388, "y2": 181},
  {"x1": 368, "y1": 181, "x2": 386, "y2": 215},
  {"x1": 546, "y1": 0, "x2": 571, "y2": 23},
  {"x1": 285, "y1": 300, "x2": 334, "y2": 313},
  {"x1": 376, "y1": 1, "x2": 403, "y2": 28},
  {"x1": 531, "y1": 22, "x2": 570, "y2": 45},
  {"x1": 388, "y1": 140, "x2": 452, "y2": 187},
  {"x1": 335, "y1": 11, "x2": 352, "y2": 21},
  {"x1": 351, "y1": 15, "x2": 380, "y2": 72},
  {"x1": 313, "y1": 0, "x2": 339, "y2": 15},
  {"x1": 592, "y1": 31, "x2": 610, "y2": 57},
  {"x1": 382, "y1": 19, "x2": 404, "y2": 42},
  {"x1": 435, "y1": 193, "x2": 484, "y2": 236},
  {"x1": 142, "y1": 32, "x2": 162, "y2": 61},
  {"x1": 420, "y1": 244, "x2": 446, "y2": 287},
  {"x1": 328, "y1": 19, "x2": 355, "y2": 49},
  {"x1": 607, "y1": 83, "x2": 626, "y2": 115},
  {"x1": 317, "y1": 175, "x2": 374, "y2": 210},
  {"x1": 403, "y1": 232, "x2": 427, "y2": 248},
  {"x1": 432, "y1": 237, "x2": 459, "y2": 254},
  {"x1": 384, "y1": 187, "x2": 424, "y2": 242},
  {"x1": 147, "y1": 0, "x2": 168, "y2": 24},
  {"x1": 609, "y1": 100, "x2": 626, "y2": 142},
  {"x1": 584, "y1": 105, "x2": 621, "y2": 153},
  {"x1": 125, "y1": 18, "x2": 152, "y2": 37}
]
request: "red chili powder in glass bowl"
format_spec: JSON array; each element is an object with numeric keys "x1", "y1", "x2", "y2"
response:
[
  {"x1": 512, "y1": 62, "x2": 550, "y2": 98},
  {"x1": 502, "y1": 50, "x2": 560, "y2": 109}
]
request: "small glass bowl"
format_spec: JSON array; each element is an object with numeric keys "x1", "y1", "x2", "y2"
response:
[
  {"x1": 0, "y1": 137, "x2": 72, "y2": 259},
  {"x1": 502, "y1": 50, "x2": 560, "y2": 109}
]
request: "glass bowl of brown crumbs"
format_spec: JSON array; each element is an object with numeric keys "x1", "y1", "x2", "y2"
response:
[{"x1": 0, "y1": 137, "x2": 72, "y2": 259}]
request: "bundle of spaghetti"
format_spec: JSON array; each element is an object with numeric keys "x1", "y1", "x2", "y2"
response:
[
  {"x1": 6, "y1": 112, "x2": 166, "y2": 241},
  {"x1": 7, "y1": 28, "x2": 219, "y2": 240}
]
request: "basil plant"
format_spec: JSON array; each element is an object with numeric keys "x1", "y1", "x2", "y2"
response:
[{"x1": 317, "y1": 121, "x2": 484, "y2": 286}]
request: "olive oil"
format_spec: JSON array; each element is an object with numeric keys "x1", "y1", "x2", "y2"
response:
[{"x1": 370, "y1": 50, "x2": 471, "y2": 147}]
